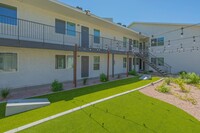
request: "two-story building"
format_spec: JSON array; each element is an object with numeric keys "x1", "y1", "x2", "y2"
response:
[{"x1": 0, "y1": 0, "x2": 148, "y2": 89}]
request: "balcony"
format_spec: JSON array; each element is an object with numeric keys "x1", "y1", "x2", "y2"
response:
[{"x1": 0, "y1": 15, "x2": 140, "y2": 53}]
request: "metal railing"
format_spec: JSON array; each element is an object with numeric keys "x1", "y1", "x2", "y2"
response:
[
  {"x1": 0, "y1": 15, "x2": 140, "y2": 52},
  {"x1": 133, "y1": 50, "x2": 172, "y2": 73}
]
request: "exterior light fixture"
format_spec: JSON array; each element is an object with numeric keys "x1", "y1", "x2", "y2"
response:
[
  {"x1": 193, "y1": 36, "x2": 196, "y2": 44},
  {"x1": 181, "y1": 27, "x2": 184, "y2": 38}
]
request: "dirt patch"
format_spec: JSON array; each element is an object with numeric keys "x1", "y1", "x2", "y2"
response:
[{"x1": 140, "y1": 81, "x2": 200, "y2": 121}]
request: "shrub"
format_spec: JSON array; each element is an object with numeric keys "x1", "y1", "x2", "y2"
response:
[
  {"x1": 185, "y1": 73, "x2": 200, "y2": 84},
  {"x1": 1, "y1": 88, "x2": 10, "y2": 99},
  {"x1": 175, "y1": 78, "x2": 190, "y2": 93},
  {"x1": 100, "y1": 73, "x2": 108, "y2": 82},
  {"x1": 179, "y1": 71, "x2": 187, "y2": 75},
  {"x1": 179, "y1": 71, "x2": 188, "y2": 79},
  {"x1": 164, "y1": 78, "x2": 171, "y2": 85},
  {"x1": 83, "y1": 78, "x2": 88, "y2": 85},
  {"x1": 51, "y1": 80, "x2": 63, "y2": 92},
  {"x1": 128, "y1": 70, "x2": 138, "y2": 76},
  {"x1": 155, "y1": 84, "x2": 170, "y2": 93}
]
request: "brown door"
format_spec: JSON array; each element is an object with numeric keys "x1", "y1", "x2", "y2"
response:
[{"x1": 81, "y1": 56, "x2": 89, "y2": 77}]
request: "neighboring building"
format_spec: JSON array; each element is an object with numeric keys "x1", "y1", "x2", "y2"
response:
[
  {"x1": 129, "y1": 22, "x2": 200, "y2": 74},
  {"x1": 0, "y1": 0, "x2": 149, "y2": 89}
]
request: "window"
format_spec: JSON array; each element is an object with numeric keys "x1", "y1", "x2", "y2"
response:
[
  {"x1": 157, "y1": 58, "x2": 164, "y2": 66},
  {"x1": 157, "y1": 37, "x2": 164, "y2": 46},
  {"x1": 94, "y1": 29, "x2": 100, "y2": 43},
  {"x1": 67, "y1": 22, "x2": 76, "y2": 36},
  {"x1": 151, "y1": 37, "x2": 164, "y2": 46},
  {"x1": 151, "y1": 57, "x2": 164, "y2": 66},
  {"x1": 0, "y1": 53, "x2": 17, "y2": 72},
  {"x1": 123, "y1": 37, "x2": 127, "y2": 48},
  {"x1": 93, "y1": 56, "x2": 100, "y2": 70},
  {"x1": 123, "y1": 58, "x2": 127, "y2": 68},
  {"x1": 67, "y1": 55, "x2": 74, "y2": 69},
  {"x1": 151, "y1": 58, "x2": 157, "y2": 65},
  {"x1": 55, "y1": 55, "x2": 66, "y2": 69},
  {"x1": 151, "y1": 38, "x2": 157, "y2": 46},
  {"x1": 55, "y1": 19, "x2": 66, "y2": 34},
  {"x1": 0, "y1": 3, "x2": 17, "y2": 25}
]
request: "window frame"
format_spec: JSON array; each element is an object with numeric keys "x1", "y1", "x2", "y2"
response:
[
  {"x1": 157, "y1": 37, "x2": 164, "y2": 46},
  {"x1": 157, "y1": 57, "x2": 164, "y2": 66},
  {"x1": 67, "y1": 55, "x2": 74, "y2": 69},
  {"x1": 55, "y1": 19, "x2": 66, "y2": 34},
  {"x1": 93, "y1": 56, "x2": 100, "y2": 70},
  {"x1": 123, "y1": 37, "x2": 127, "y2": 48},
  {"x1": 67, "y1": 22, "x2": 76, "y2": 36},
  {"x1": 55, "y1": 55, "x2": 66, "y2": 69},
  {"x1": 123, "y1": 57, "x2": 127, "y2": 68},
  {"x1": 94, "y1": 29, "x2": 100, "y2": 44},
  {"x1": 0, "y1": 53, "x2": 18, "y2": 73},
  {"x1": 0, "y1": 3, "x2": 17, "y2": 25}
]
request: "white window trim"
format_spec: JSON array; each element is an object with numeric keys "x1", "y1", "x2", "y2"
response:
[{"x1": 0, "y1": 52, "x2": 19, "y2": 73}]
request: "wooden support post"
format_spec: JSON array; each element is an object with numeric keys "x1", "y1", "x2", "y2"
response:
[
  {"x1": 126, "y1": 52, "x2": 129, "y2": 77},
  {"x1": 107, "y1": 50, "x2": 110, "y2": 80},
  {"x1": 73, "y1": 44, "x2": 78, "y2": 87},
  {"x1": 112, "y1": 53, "x2": 114, "y2": 78}
]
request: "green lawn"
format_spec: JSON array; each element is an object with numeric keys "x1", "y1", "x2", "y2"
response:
[
  {"x1": 0, "y1": 77, "x2": 160, "y2": 132},
  {"x1": 20, "y1": 91, "x2": 200, "y2": 133}
]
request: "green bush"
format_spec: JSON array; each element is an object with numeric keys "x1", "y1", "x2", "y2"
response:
[
  {"x1": 83, "y1": 78, "x2": 88, "y2": 85},
  {"x1": 100, "y1": 73, "x2": 108, "y2": 82},
  {"x1": 0, "y1": 88, "x2": 10, "y2": 99},
  {"x1": 156, "y1": 84, "x2": 170, "y2": 93},
  {"x1": 179, "y1": 71, "x2": 188, "y2": 79},
  {"x1": 185, "y1": 73, "x2": 200, "y2": 84},
  {"x1": 51, "y1": 80, "x2": 63, "y2": 92},
  {"x1": 128, "y1": 70, "x2": 138, "y2": 76},
  {"x1": 164, "y1": 78, "x2": 171, "y2": 85},
  {"x1": 175, "y1": 78, "x2": 190, "y2": 93}
]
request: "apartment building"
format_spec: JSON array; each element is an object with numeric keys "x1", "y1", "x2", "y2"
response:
[
  {"x1": 129, "y1": 22, "x2": 200, "y2": 74},
  {"x1": 0, "y1": 0, "x2": 149, "y2": 89}
]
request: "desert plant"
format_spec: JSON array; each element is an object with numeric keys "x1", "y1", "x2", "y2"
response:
[
  {"x1": 128, "y1": 70, "x2": 138, "y2": 76},
  {"x1": 100, "y1": 73, "x2": 108, "y2": 82},
  {"x1": 164, "y1": 78, "x2": 171, "y2": 85},
  {"x1": 1, "y1": 88, "x2": 10, "y2": 99},
  {"x1": 175, "y1": 78, "x2": 190, "y2": 93},
  {"x1": 51, "y1": 80, "x2": 63, "y2": 92},
  {"x1": 83, "y1": 78, "x2": 88, "y2": 85},
  {"x1": 179, "y1": 71, "x2": 188, "y2": 79},
  {"x1": 185, "y1": 73, "x2": 200, "y2": 84},
  {"x1": 155, "y1": 84, "x2": 170, "y2": 93}
]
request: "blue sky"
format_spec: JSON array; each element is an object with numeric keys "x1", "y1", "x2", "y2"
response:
[{"x1": 59, "y1": 0, "x2": 200, "y2": 25}]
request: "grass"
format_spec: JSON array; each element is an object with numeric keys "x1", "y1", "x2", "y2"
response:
[
  {"x1": 0, "y1": 77, "x2": 160, "y2": 132},
  {"x1": 20, "y1": 91, "x2": 200, "y2": 133}
]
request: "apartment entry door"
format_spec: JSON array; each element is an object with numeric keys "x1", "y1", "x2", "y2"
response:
[
  {"x1": 81, "y1": 26, "x2": 89, "y2": 48},
  {"x1": 129, "y1": 58, "x2": 132, "y2": 71},
  {"x1": 81, "y1": 56, "x2": 89, "y2": 78}
]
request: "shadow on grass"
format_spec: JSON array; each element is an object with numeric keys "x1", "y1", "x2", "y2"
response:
[{"x1": 0, "y1": 77, "x2": 144, "y2": 119}]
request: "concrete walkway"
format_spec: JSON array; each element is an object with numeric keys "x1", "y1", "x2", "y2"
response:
[
  {"x1": 5, "y1": 79, "x2": 163, "y2": 133},
  {"x1": 0, "y1": 74, "x2": 128, "y2": 102}
]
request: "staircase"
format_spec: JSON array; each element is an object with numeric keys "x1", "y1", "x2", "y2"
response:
[{"x1": 132, "y1": 50, "x2": 172, "y2": 76}]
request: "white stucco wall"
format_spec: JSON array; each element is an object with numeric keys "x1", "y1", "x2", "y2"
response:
[{"x1": 130, "y1": 23, "x2": 200, "y2": 74}]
